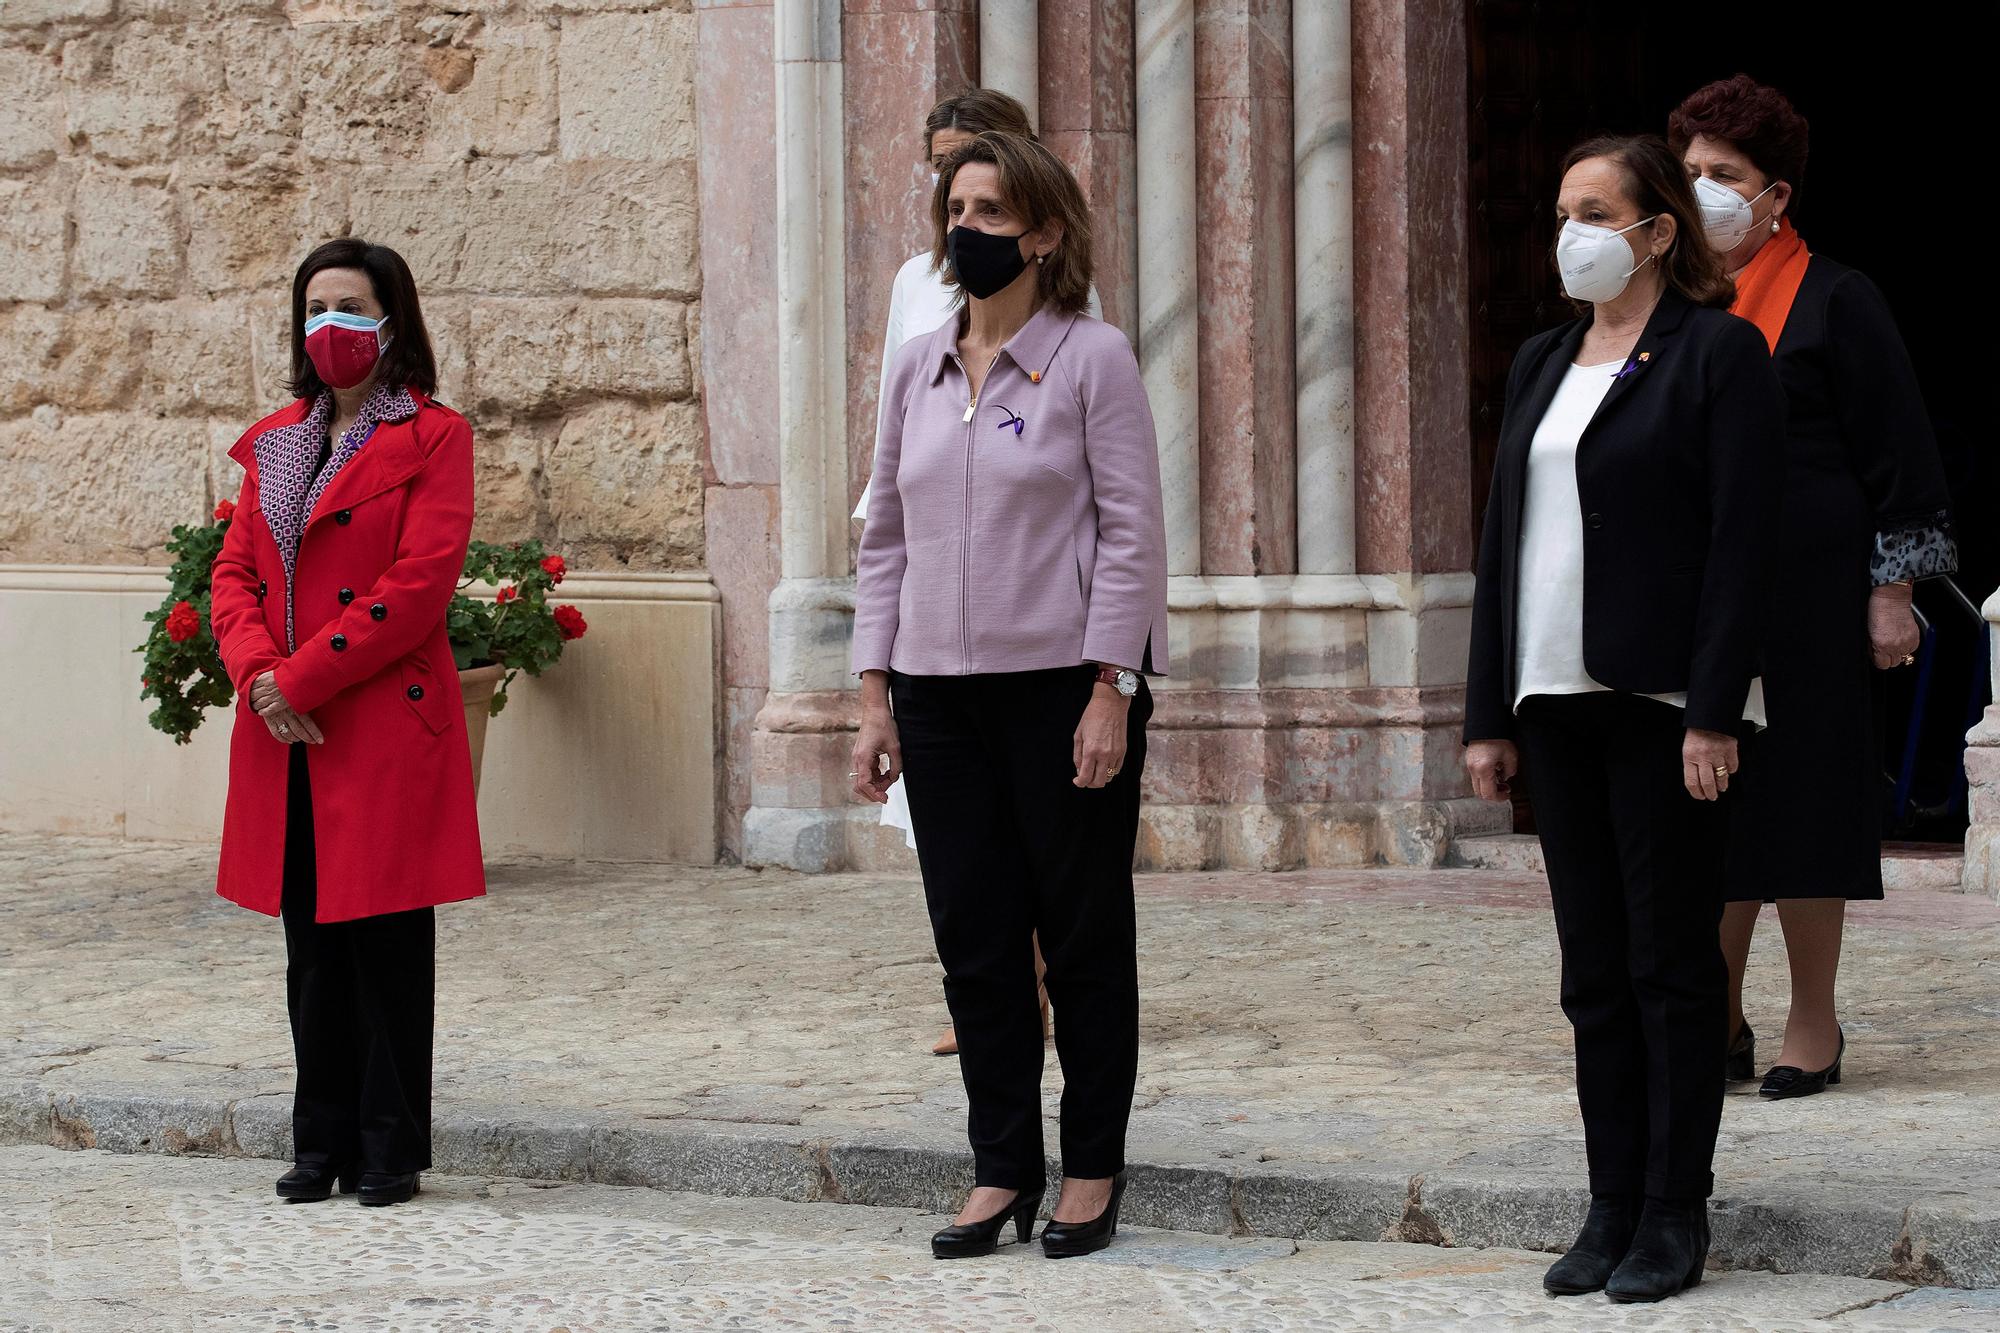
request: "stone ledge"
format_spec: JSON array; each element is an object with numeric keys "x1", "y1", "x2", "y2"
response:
[
  {"x1": 745, "y1": 798, "x2": 1512, "y2": 873},
  {"x1": 2, "y1": 1081, "x2": 1993, "y2": 1288}
]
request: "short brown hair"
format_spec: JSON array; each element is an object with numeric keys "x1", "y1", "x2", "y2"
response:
[
  {"x1": 287, "y1": 238, "x2": 438, "y2": 400},
  {"x1": 932, "y1": 131, "x2": 1095, "y2": 316},
  {"x1": 1667, "y1": 75, "x2": 1810, "y2": 196},
  {"x1": 924, "y1": 89, "x2": 1035, "y2": 155},
  {"x1": 1558, "y1": 134, "x2": 1733, "y2": 310}
]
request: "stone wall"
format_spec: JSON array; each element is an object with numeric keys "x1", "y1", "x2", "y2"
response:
[{"x1": 0, "y1": 0, "x2": 702, "y2": 574}]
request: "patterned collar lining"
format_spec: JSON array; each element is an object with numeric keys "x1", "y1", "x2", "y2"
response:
[{"x1": 252, "y1": 384, "x2": 419, "y2": 649}]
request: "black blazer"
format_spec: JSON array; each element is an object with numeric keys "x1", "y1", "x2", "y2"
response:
[{"x1": 1465, "y1": 289, "x2": 1785, "y2": 742}]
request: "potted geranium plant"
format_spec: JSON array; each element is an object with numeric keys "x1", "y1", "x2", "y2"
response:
[
  {"x1": 450, "y1": 539, "x2": 588, "y2": 788},
  {"x1": 137, "y1": 501, "x2": 240, "y2": 745},
  {"x1": 138, "y1": 508, "x2": 586, "y2": 792}
]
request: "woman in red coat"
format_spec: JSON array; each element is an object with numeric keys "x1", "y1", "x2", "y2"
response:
[{"x1": 209, "y1": 238, "x2": 484, "y2": 1207}]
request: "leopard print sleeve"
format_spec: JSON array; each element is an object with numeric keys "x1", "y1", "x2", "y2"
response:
[{"x1": 1870, "y1": 519, "x2": 1958, "y2": 587}]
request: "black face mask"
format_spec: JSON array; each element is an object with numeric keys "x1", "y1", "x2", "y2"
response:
[{"x1": 947, "y1": 225, "x2": 1030, "y2": 300}]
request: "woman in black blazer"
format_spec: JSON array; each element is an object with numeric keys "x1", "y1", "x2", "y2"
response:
[
  {"x1": 1669, "y1": 76, "x2": 1958, "y2": 1102},
  {"x1": 1464, "y1": 134, "x2": 1784, "y2": 1304}
]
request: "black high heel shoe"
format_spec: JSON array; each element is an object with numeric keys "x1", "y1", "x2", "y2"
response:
[
  {"x1": 1760, "y1": 1026, "x2": 1843, "y2": 1100},
  {"x1": 1040, "y1": 1173, "x2": 1127, "y2": 1259},
  {"x1": 1542, "y1": 1194, "x2": 1639, "y2": 1296},
  {"x1": 1604, "y1": 1198, "x2": 1710, "y2": 1304},
  {"x1": 1725, "y1": 1021, "x2": 1756, "y2": 1082},
  {"x1": 931, "y1": 1191, "x2": 1043, "y2": 1259},
  {"x1": 275, "y1": 1161, "x2": 357, "y2": 1203},
  {"x1": 355, "y1": 1171, "x2": 421, "y2": 1206}
]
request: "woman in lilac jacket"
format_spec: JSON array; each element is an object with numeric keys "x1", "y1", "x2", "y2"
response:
[{"x1": 849, "y1": 130, "x2": 1169, "y2": 1261}]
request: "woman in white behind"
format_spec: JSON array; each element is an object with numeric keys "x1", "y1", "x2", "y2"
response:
[{"x1": 855, "y1": 88, "x2": 1097, "y2": 1057}]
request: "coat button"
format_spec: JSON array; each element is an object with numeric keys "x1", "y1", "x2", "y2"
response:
[
  {"x1": 330, "y1": 633, "x2": 348, "y2": 651},
  {"x1": 406, "y1": 684, "x2": 425, "y2": 701},
  {"x1": 370, "y1": 602, "x2": 387, "y2": 621},
  {"x1": 1586, "y1": 513, "x2": 1604, "y2": 530},
  {"x1": 335, "y1": 509, "x2": 352, "y2": 525},
  {"x1": 338, "y1": 588, "x2": 355, "y2": 604},
  {"x1": 257, "y1": 580, "x2": 267, "y2": 598}
]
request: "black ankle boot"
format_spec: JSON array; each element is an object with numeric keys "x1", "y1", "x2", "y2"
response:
[
  {"x1": 931, "y1": 1191, "x2": 1043, "y2": 1259},
  {"x1": 275, "y1": 1161, "x2": 356, "y2": 1203},
  {"x1": 355, "y1": 1171, "x2": 421, "y2": 1207},
  {"x1": 1605, "y1": 1198, "x2": 1710, "y2": 1303},
  {"x1": 1542, "y1": 1194, "x2": 1639, "y2": 1295}
]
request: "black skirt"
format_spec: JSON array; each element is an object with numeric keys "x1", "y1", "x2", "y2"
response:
[{"x1": 1724, "y1": 463, "x2": 1884, "y2": 903}]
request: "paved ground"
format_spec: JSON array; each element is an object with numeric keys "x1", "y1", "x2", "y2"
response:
[
  {"x1": 7, "y1": 1147, "x2": 2000, "y2": 1332},
  {"x1": 3, "y1": 833, "x2": 1999, "y2": 1285}
]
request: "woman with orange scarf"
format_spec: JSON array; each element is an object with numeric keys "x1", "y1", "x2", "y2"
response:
[{"x1": 1670, "y1": 77, "x2": 1957, "y2": 1099}]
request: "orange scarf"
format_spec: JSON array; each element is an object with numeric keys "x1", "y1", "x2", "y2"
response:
[{"x1": 1729, "y1": 215, "x2": 1810, "y2": 352}]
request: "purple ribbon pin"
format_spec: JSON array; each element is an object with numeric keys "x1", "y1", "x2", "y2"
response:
[
  {"x1": 1612, "y1": 350, "x2": 1652, "y2": 381},
  {"x1": 993, "y1": 405, "x2": 1025, "y2": 436}
]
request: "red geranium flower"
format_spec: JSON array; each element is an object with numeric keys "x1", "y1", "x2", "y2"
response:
[
  {"x1": 165, "y1": 600, "x2": 201, "y2": 643},
  {"x1": 495, "y1": 585, "x2": 519, "y2": 604},
  {"x1": 213, "y1": 499, "x2": 236, "y2": 523},
  {"x1": 540, "y1": 554, "x2": 567, "y2": 584},
  {"x1": 553, "y1": 604, "x2": 587, "y2": 641}
]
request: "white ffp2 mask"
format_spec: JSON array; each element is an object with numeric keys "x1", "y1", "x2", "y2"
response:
[
  {"x1": 1556, "y1": 216, "x2": 1657, "y2": 304},
  {"x1": 1694, "y1": 175, "x2": 1778, "y2": 251}
]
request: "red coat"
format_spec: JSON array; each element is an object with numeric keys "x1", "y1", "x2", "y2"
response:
[{"x1": 210, "y1": 388, "x2": 485, "y2": 923}]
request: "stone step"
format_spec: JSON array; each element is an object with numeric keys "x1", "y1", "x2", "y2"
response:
[
  {"x1": 1451, "y1": 833, "x2": 1965, "y2": 891},
  {"x1": 6, "y1": 1083, "x2": 1996, "y2": 1289}
]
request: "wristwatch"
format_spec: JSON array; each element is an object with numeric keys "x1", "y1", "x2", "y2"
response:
[{"x1": 1093, "y1": 665, "x2": 1140, "y2": 697}]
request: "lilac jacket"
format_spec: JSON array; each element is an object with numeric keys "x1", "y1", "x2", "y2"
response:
[{"x1": 852, "y1": 304, "x2": 1171, "y2": 679}]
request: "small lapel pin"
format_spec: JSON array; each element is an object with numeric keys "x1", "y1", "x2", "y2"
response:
[
  {"x1": 993, "y1": 405, "x2": 1025, "y2": 436},
  {"x1": 1028, "y1": 370, "x2": 1041, "y2": 383},
  {"x1": 1613, "y1": 351, "x2": 1651, "y2": 381}
]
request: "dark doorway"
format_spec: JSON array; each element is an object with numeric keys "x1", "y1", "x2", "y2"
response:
[{"x1": 1467, "y1": 4, "x2": 1994, "y2": 841}]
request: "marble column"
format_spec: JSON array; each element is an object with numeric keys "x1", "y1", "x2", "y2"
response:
[
  {"x1": 1136, "y1": 0, "x2": 1200, "y2": 577},
  {"x1": 1352, "y1": 0, "x2": 1472, "y2": 578},
  {"x1": 1039, "y1": 0, "x2": 1137, "y2": 336},
  {"x1": 747, "y1": 0, "x2": 858, "y2": 871},
  {"x1": 1292, "y1": 0, "x2": 1355, "y2": 575},
  {"x1": 775, "y1": 0, "x2": 849, "y2": 583},
  {"x1": 1193, "y1": 0, "x2": 1293, "y2": 576},
  {"x1": 980, "y1": 0, "x2": 1038, "y2": 130},
  {"x1": 697, "y1": 1, "x2": 781, "y2": 859}
]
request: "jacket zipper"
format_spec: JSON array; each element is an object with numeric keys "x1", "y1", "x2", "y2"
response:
[{"x1": 951, "y1": 350, "x2": 1000, "y2": 674}]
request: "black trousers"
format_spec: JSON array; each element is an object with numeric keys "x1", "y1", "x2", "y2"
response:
[
  {"x1": 891, "y1": 667, "x2": 1151, "y2": 1190},
  {"x1": 280, "y1": 744, "x2": 436, "y2": 1174},
  {"x1": 1516, "y1": 693, "x2": 1730, "y2": 1201}
]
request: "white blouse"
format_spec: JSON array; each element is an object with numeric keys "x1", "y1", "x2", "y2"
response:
[{"x1": 1514, "y1": 359, "x2": 1766, "y2": 726}]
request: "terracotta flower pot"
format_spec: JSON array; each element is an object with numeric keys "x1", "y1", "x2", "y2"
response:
[{"x1": 457, "y1": 664, "x2": 507, "y2": 796}]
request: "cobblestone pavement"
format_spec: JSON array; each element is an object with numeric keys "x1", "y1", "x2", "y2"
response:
[
  {"x1": 6, "y1": 1148, "x2": 1999, "y2": 1333},
  {"x1": 4, "y1": 834, "x2": 1999, "y2": 1282}
]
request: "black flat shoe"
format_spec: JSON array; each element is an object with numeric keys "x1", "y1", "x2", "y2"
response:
[
  {"x1": 275, "y1": 1162, "x2": 356, "y2": 1203},
  {"x1": 1726, "y1": 1021, "x2": 1756, "y2": 1082},
  {"x1": 931, "y1": 1191, "x2": 1043, "y2": 1259},
  {"x1": 1040, "y1": 1173, "x2": 1127, "y2": 1259},
  {"x1": 1604, "y1": 1198, "x2": 1710, "y2": 1304},
  {"x1": 355, "y1": 1171, "x2": 421, "y2": 1206},
  {"x1": 1760, "y1": 1026, "x2": 1843, "y2": 1099},
  {"x1": 1542, "y1": 1194, "x2": 1639, "y2": 1296}
]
